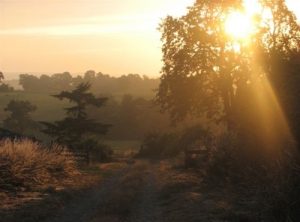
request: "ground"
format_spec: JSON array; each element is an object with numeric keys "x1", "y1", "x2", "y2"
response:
[{"x1": 0, "y1": 159, "x2": 263, "y2": 222}]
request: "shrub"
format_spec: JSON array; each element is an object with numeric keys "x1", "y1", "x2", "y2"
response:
[
  {"x1": 90, "y1": 142, "x2": 113, "y2": 163},
  {"x1": 204, "y1": 132, "x2": 300, "y2": 221},
  {"x1": 0, "y1": 139, "x2": 78, "y2": 191},
  {"x1": 179, "y1": 125, "x2": 213, "y2": 149},
  {"x1": 138, "y1": 132, "x2": 180, "y2": 158},
  {"x1": 138, "y1": 125, "x2": 213, "y2": 159}
]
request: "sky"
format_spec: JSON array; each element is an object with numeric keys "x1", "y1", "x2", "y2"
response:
[{"x1": 0, "y1": 0, "x2": 299, "y2": 79}]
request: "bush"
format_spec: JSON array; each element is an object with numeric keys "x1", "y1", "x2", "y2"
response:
[
  {"x1": 78, "y1": 138, "x2": 113, "y2": 163},
  {"x1": 138, "y1": 125, "x2": 213, "y2": 159},
  {"x1": 138, "y1": 132, "x2": 180, "y2": 158},
  {"x1": 90, "y1": 143, "x2": 113, "y2": 163},
  {"x1": 204, "y1": 132, "x2": 300, "y2": 221},
  {"x1": 0, "y1": 139, "x2": 78, "y2": 191}
]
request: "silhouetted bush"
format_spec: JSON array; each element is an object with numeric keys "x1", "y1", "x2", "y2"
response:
[
  {"x1": 138, "y1": 132, "x2": 180, "y2": 158},
  {"x1": 80, "y1": 139, "x2": 113, "y2": 163},
  {"x1": 138, "y1": 125, "x2": 213, "y2": 159},
  {"x1": 203, "y1": 132, "x2": 300, "y2": 221}
]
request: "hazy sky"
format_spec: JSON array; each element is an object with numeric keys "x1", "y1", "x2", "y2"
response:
[{"x1": 0, "y1": 0, "x2": 299, "y2": 78}]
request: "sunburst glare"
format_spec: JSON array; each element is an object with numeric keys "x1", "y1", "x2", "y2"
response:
[
  {"x1": 225, "y1": 0, "x2": 261, "y2": 40},
  {"x1": 225, "y1": 12, "x2": 255, "y2": 40}
]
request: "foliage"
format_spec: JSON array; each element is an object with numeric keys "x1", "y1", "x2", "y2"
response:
[
  {"x1": 0, "y1": 139, "x2": 77, "y2": 191},
  {"x1": 158, "y1": 0, "x2": 248, "y2": 126},
  {"x1": 0, "y1": 72, "x2": 4, "y2": 83},
  {"x1": 139, "y1": 125, "x2": 213, "y2": 159},
  {"x1": 0, "y1": 72, "x2": 14, "y2": 93},
  {"x1": 19, "y1": 72, "x2": 73, "y2": 93},
  {"x1": 0, "y1": 91, "x2": 170, "y2": 141},
  {"x1": 80, "y1": 138, "x2": 113, "y2": 163},
  {"x1": 3, "y1": 100, "x2": 37, "y2": 134},
  {"x1": 179, "y1": 125, "x2": 214, "y2": 149},
  {"x1": 158, "y1": 0, "x2": 300, "y2": 220},
  {"x1": 41, "y1": 83, "x2": 111, "y2": 161},
  {"x1": 139, "y1": 132, "x2": 180, "y2": 158},
  {"x1": 0, "y1": 83, "x2": 14, "y2": 93},
  {"x1": 97, "y1": 94, "x2": 170, "y2": 140},
  {"x1": 157, "y1": 0, "x2": 300, "y2": 131},
  {"x1": 18, "y1": 71, "x2": 159, "y2": 98}
]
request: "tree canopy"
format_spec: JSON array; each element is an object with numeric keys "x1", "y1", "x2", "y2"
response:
[
  {"x1": 157, "y1": 0, "x2": 300, "y2": 133},
  {"x1": 3, "y1": 100, "x2": 37, "y2": 134}
]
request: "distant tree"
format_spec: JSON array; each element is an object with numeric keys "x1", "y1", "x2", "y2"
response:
[
  {"x1": 51, "y1": 72, "x2": 73, "y2": 91},
  {"x1": 41, "y1": 83, "x2": 111, "y2": 161},
  {"x1": 0, "y1": 72, "x2": 4, "y2": 83},
  {"x1": 84, "y1": 70, "x2": 96, "y2": 81},
  {"x1": 0, "y1": 84, "x2": 14, "y2": 93},
  {"x1": 3, "y1": 100, "x2": 37, "y2": 134},
  {"x1": 0, "y1": 72, "x2": 14, "y2": 92}
]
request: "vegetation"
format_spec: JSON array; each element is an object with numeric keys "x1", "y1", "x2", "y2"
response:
[
  {"x1": 19, "y1": 71, "x2": 159, "y2": 98},
  {"x1": 3, "y1": 100, "x2": 37, "y2": 134},
  {"x1": 41, "y1": 83, "x2": 112, "y2": 162},
  {"x1": 1, "y1": 0, "x2": 300, "y2": 221},
  {"x1": 0, "y1": 73, "x2": 168, "y2": 142},
  {"x1": 0, "y1": 73, "x2": 14, "y2": 93},
  {"x1": 0, "y1": 140, "x2": 77, "y2": 192},
  {"x1": 156, "y1": 0, "x2": 300, "y2": 221},
  {"x1": 139, "y1": 125, "x2": 212, "y2": 159},
  {"x1": 0, "y1": 84, "x2": 14, "y2": 93}
]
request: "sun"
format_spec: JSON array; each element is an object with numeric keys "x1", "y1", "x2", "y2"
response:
[
  {"x1": 224, "y1": 0, "x2": 261, "y2": 40},
  {"x1": 225, "y1": 12, "x2": 255, "y2": 40}
]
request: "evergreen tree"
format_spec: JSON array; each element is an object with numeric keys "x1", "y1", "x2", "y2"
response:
[{"x1": 41, "y1": 83, "x2": 111, "y2": 156}]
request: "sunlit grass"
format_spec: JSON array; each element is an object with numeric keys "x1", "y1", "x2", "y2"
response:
[{"x1": 0, "y1": 140, "x2": 78, "y2": 191}]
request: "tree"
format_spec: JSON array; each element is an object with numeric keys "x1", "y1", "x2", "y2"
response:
[
  {"x1": 157, "y1": 0, "x2": 251, "y2": 129},
  {"x1": 3, "y1": 100, "x2": 37, "y2": 134},
  {"x1": 0, "y1": 72, "x2": 14, "y2": 92},
  {"x1": 41, "y1": 83, "x2": 111, "y2": 159},
  {"x1": 0, "y1": 72, "x2": 4, "y2": 83},
  {"x1": 158, "y1": 1, "x2": 300, "y2": 219},
  {"x1": 255, "y1": 0, "x2": 300, "y2": 142},
  {"x1": 157, "y1": 0, "x2": 300, "y2": 131}
]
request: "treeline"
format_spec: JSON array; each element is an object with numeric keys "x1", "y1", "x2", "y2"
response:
[
  {"x1": 19, "y1": 71, "x2": 159, "y2": 98},
  {"x1": 0, "y1": 72, "x2": 170, "y2": 142}
]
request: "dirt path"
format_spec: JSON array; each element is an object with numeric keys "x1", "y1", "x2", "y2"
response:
[
  {"x1": 2, "y1": 160, "x2": 263, "y2": 222},
  {"x1": 45, "y1": 167, "x2": 130, "y2": 222},
  {"x1": 130, "y1": 164, "x2": 162, "y2": 222},
  {"x1": 44, "y1": 161, "x2": 163, "y2": 222}
]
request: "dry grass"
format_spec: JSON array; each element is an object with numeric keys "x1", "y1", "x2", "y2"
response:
[{"x1": 0, "y1": 139, "x2": 78, "y2": 192}]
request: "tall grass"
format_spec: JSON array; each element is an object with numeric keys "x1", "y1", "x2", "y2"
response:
[{"x1": 0, "y1": 139, "x2": 78, "y2": 191}]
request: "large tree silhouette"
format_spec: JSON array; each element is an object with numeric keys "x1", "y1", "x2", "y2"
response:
[
  {"x1": 157, "y1": 0, "x2": 300, "y2": 131},
  {"x1": 157, "y1": 0, "x2": 249, "y2": 129}
]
